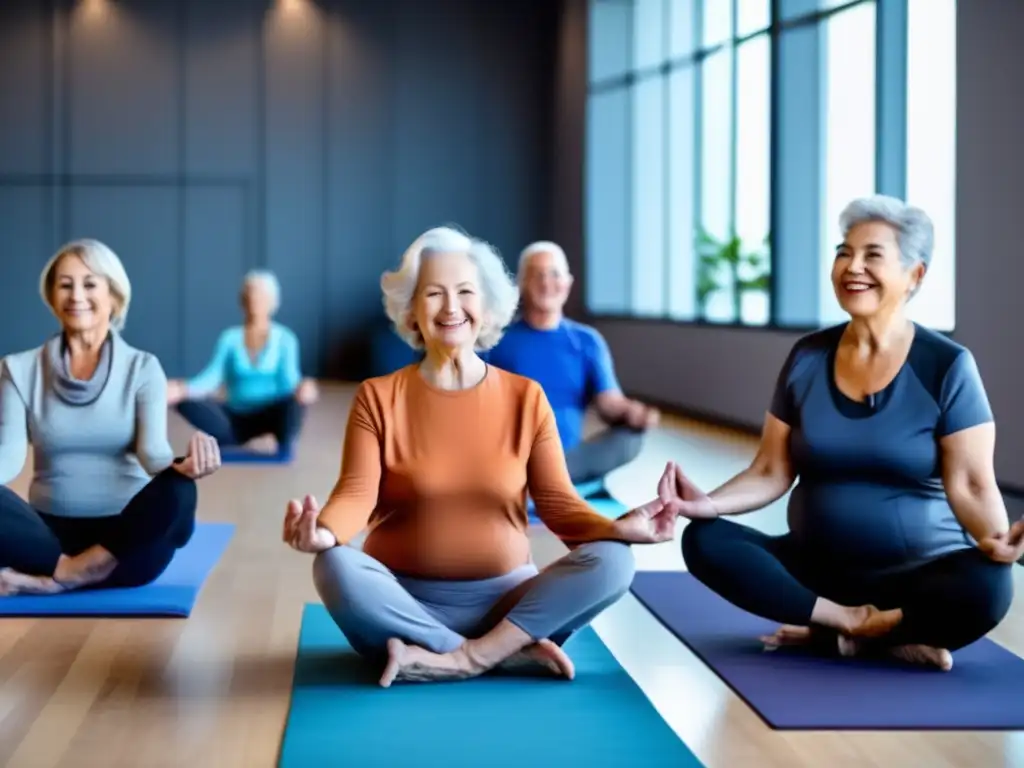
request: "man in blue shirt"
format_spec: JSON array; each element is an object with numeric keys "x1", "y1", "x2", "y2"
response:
[{"x1": 486, "y1": 241, "x2": 659, "y2": 484}]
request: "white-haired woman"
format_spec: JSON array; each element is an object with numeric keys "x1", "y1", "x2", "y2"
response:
[
  {"x1": 0, "y1": 239, "x2": 220, "y2": 596},
  {"x1": 167, "y1": 270, "x2": 317, "y2": 459},
  {"x1": 281, "y1": 225, "x2": 676, "y2": 687},
  {"x1": 665, "y1": 195, "x2": 1019, "y2": 671}
]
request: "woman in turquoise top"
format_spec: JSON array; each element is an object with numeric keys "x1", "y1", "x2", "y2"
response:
[{"x1": 167, "y1": 270, "x2": 318, "y2": 458}]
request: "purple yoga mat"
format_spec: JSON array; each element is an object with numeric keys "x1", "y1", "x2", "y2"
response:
[{"x1": 631, "y1": 571, "x2": 1024, "y2": 730}]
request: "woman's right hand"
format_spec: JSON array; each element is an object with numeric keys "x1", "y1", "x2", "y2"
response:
[
  {"x1": 658, "y1": 461, "x2": 718, "y2": 519},
  {"x1": 283, "y1": 495, "x2": 337, "y2": 553}
]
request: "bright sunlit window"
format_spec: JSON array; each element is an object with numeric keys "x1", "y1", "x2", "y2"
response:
[
  {"x1": 736, "y1": 0, "x2": 771, "y2": 37},
  {"x1": 668, "y1": 67, "x2": 697, "y2": 321},
  {"x1": 584, "y1": 0, "x2": 957, "y2": 332},
  {"x1": 702, "y1": 0, "x2": 732, "y2": 48},
  {"x1": 905, "y1": 0, "x2": 957, "y2": 331},
  {"x1": 631, "y1": 77, "x2": 666, "y2": 316},
  {"x1": 819, "y1": 2, "x2": 877, "y2": 325},
  {"x1": 585, "y1": 88, "x2": 630, "y2": 315},
  {"x1": 734, "y1": 34, "x2": 771, "y2": 326},
  {"x1": 633, "y1": 0, "x2": 664, "y2": 70},
  {"x1": 699, "y1": 46, "x2": 734, "y2": 322}
]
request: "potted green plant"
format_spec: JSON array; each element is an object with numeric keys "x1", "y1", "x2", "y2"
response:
[{"x1": 695, "y1": 228, "x2": 771, "y2": 321}]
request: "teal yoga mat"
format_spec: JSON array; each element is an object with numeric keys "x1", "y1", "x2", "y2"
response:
[{"x1": 279, "y1": 604, "x2": 704, "y2": 768}]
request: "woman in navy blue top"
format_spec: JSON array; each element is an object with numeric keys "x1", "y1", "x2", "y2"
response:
[{"x1": 663, "y1": 195, "x2": 1021, "y2": 670}]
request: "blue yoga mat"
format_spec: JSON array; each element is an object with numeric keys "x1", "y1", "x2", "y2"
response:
[
  {"x1": 631, "y1": 571, "x2": 1024, "y2": 730},
  {"x1": 220, "y1": 446, "x2": 293, "y2": 464},
  {"x1": 0, "y1": 522, "x2": 234, "y2": 617},
  {"x1": 279, "y1": 603, "x2": 704, "y2": 767}
]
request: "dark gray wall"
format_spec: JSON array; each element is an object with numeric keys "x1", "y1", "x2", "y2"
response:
[
  {"x1": 0, "y1": 0, "x2": 555, "y2": 379},
  {"x1": 554, "y1": 0, "x2": 1024, "y2": 490}
]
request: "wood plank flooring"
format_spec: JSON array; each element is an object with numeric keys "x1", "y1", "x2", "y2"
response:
[{"x1": 1, "y1": 383, "x2": 1022, "y2": 767}]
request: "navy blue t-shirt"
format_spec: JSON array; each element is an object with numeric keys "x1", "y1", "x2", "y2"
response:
[
  {"x1": 771, "y1": 323, "x2": 994, "y2": 576},
  {"x1": 485, "y1": 318, "x2": 620, "y2": 451}
]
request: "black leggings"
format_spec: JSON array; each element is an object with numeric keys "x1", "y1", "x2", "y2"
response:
[
  {"x1": 176, "y1": 396, "x2": 304, "y2": 448},
  {"x1": 0, "y1": 467, "x2": 197, "y2": 588},
  {"x1": 681, "y1": 517, "x2": 1014, "y2": 651}
]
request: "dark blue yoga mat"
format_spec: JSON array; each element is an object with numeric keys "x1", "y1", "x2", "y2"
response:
[
  {"x1": 631, "y1": 570, "x2": 1024, "y2": 730},
  {"x1": 279, "y1": 603, "x2": 704, "y2": 768},
  {"x1": 0, "y1": 522, "x2": 234, "y2": 617},
  {"x1": 220, "y1": 445, "x2": 293, "y2": 464}
]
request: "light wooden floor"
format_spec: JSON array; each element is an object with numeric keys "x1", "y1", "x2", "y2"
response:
[{"x1": 2, "y1": 383, "x2": 1024, "y2": 768}]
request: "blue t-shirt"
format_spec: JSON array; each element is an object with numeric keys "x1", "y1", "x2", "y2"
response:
[
  {"x1": 186, "y1": 323, "x2": 302, "y2": 413},
  {"x1": 771, "y1": 323, "x2": 994, "y2": 576},
  {"x1": 485, "y1": 318, "x2": 620, "y2": 450}
]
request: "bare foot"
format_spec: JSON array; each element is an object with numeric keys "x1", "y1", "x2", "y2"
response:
[
  {"x1": 889, "y1": 644, "x2": 953, "y2": 671},
  {"x1": 378, "y1": 638, "x2": 477, "y2": 688},
  {"x1": 845, "y1": 605, "x2": 904, "y2": 639},
  {"x1": 243, "y1": 434, "x2": 279, "y2": 455},
  {"x1": 761, "y1": 625, "x2": 814, "y2": 650},
  {"x1": 52, "y1": 549, "x2": 117, "y2": 590},
  {"x1": 0, "y1": 568, "x2": 65, "y2": 596},
  {"x1": 497, "y1": 639, "x2": 575, "y2": 679}
]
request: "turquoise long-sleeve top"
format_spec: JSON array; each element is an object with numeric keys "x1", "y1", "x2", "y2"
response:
[{"x1": 186, "y1": 323, "x2": 302, "y2": 412}]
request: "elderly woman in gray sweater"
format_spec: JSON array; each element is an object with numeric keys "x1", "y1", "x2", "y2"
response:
[{"x1": 0, "y1": 239, "x2": 221, "y2": 596}]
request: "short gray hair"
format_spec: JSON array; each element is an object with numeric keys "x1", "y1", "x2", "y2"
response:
[
  {"x1": 517, "y1": 240, "x2": 571, "y2": 284},
  {"x1": 381, "y1": 225, "x2": 520, "y2": 351},
  {"x1": 242, "y1": 269, "x2": 281, "y2": 314},
  {"x1": 839, "y1": 195, "x2": 934, "y2": 270},
  {"x1": 39, "y1": 238, "x2": 132, "y2": 331}
]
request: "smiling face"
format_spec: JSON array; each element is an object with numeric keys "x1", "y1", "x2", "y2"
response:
[
  {"x1": 51, "y1": 253, "x2": 117, "y2": 335},
  {"x1": 411, "y1": 250, "x2": 486, "y2": 354},
  {"x1": 522, "y1": 250, "x2": 572, "y2": 314},
  {"x1": 831, "y1": 220, "x2": 924, "y2": 319}
]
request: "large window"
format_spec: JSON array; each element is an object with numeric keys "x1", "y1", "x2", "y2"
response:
[{"x1": 585, "y1": 0, "x2": 958, "y2": 332}]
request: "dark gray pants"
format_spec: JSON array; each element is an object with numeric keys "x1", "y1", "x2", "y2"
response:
[
  {"x1": 313, "y1": 541, "x2": 636, "y2": 661},
  {"x1": 565, "y1": 425, "x2": 645, "y2": 485}
]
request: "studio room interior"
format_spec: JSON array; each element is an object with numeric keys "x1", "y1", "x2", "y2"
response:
[{"x1": 2, "y1": 0, "x2": 1023, "y2": 766}]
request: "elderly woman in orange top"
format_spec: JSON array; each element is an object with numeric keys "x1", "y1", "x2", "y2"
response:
[{"x1": 282, "y1": 226, "x2": 675, "y2": 687}]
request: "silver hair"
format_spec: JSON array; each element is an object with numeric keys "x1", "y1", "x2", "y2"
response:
[
  {"x1": 39, "y1": 238, "x2": 133, "y2": 331},
  {"x1": 517, "y1": 240, "x2": 571, "y2": 284},
  {"x1": 242, "y1": 269, "x2": 281, "y2": 315},
  {"x1": 839, "y1": 194, "x2": 934, "y2": 271},
  {"x1": 381, "y1": 225, "x2": 520, "y2": 351}
]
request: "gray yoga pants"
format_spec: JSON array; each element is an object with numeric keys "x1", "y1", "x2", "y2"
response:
[
  {"x1": 313, "y1": 540, "x2": 636, "y2": 660},
  {"x1": 565, "y1": 425, "x2": 645, "y2": 485}
]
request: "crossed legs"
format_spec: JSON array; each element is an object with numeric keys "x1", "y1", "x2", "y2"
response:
[
  {"x1": 313, "y1": 540, "x2": 636, "y2": 685},
  {"x1": 0, "y1": 467, "x2": 197, "y2": 595},
  {"x1": 682, "y1": 518, "x2": 1014, "y2": 669},
  {"x1": 177, "y1": 397, "x2": 304, "y2": 453}
]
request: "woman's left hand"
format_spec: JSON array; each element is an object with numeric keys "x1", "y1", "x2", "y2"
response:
[
  {"x1": 611, "y1": 498, "x2": 677, "y2": 543},
  {"x1": 978, "y1": 520, "x2": 1024, "y2": 564},
  {"x1": 174, "y1": 431, "x2": 222, "y2": 479}
]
